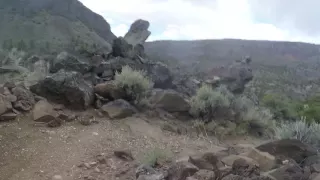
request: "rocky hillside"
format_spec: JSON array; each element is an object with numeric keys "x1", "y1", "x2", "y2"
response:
[
  {"x1": 145, "y1": 40, "x2": 320, "y2": 99},
  {"x1": 0, "y1": 0, "x2": 116, "y2": 52}
]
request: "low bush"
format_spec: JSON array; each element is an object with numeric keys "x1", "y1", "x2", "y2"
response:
[
  {"x1": 114, "y1": 65, "x2": 153, "y2": 103},
  {"x1": 190, "y1": 85, "x2": 230, "y2": 120}
]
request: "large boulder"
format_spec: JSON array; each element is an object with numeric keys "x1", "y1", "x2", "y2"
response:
[
  {"x1": 124, "y1": 19, "x2": 151, "y2": 46},
  {"x1": 30, "y1": 70, "x2": 94, "y2": 110},
  {"x1": 50, "y1": 52, "x2": 91, "y2": 74},
  {"x1": 149, "y1": 89, "x2": 190, "y2": 113},
  {"x1": 209, "y1": 56, "x2": 253, "y2": 94},
  {"x1": 94, "y1": 81, "x2": 125, "y2": 100},
  {"x1": 256, "y1": 139, "x2": 317, "y2": 165},
  {"x1": 101, "y1": 99, "x2": 137, "y2": 119},
  {"x1": 246, "y1": 148, "x2": 277, "y2": 172},
  {"x1": 11, "y1": 85, "x2": 36, "y2": 111}
]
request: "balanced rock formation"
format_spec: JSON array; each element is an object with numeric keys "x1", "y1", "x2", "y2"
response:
[{"x1": 124, "y1": 19, "x2": 151, "y2": 46}]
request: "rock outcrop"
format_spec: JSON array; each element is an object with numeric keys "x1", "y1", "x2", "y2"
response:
[
  {"x1": 30, "y1": 70, "x2": 94, "y2": 110},
  {"x1": 50, "y1": 52, "x2": 91, "y2": 74},
  {"x1": 94, "y1": 81, "x2": 125, "y2": 100},
  {"x1": 0, "y1": 83, "x2": 36, "y2": 121}
]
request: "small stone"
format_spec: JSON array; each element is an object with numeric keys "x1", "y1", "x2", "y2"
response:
[
  {"x1": 114, "y1": 150, "x2": 134, "y2": 161},
  {"x1": 84, "y1": 163, "x2": 91, "y2": 169},
  {"x1": 47, "y1": 118, "x2": 62, "y2": 128},
  {"x1": 53, "y1": 104, "x2": 65, "y2": 110},
  {"x1": 89, "y1": 162, "x2": 97, "y2": 166},
  {"x1": 52, "y1": 175, "x2": 63, "y2": 180},
  {"x1": 94, "y1": 167, "x2": 100, "y2": 173},
  {"x1": 97, "y1": 155, "x2": 107, "y2": 164},
  {"x1": 282, "y1": 160, "x2": 289, "y2": 165},
  {"x1": 92, "y1": 132, "x2": 99, "y2": 136},
  {"x1": 58, "y1": 113, "x2": 76, "y2": 122},
  {"x1": 33, "y1": 100, "x2": 56, "y2": 122},
  {"x1": 167, "y1": 161, "x2": 199, "y2": 180}
]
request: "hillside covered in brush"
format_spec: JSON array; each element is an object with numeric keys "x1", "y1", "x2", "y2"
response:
[
  {"x1": 145, "y1": 39, "x2": 320, "y2": 100},
  {"x1": 0, "y1": 0, "x2": 116, "y2": 53}
]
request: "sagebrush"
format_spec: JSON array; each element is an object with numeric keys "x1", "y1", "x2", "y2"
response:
[
  {"x1": 274, "y1": 117, "x2": 320, "y2": 150},
  {"x1": 114, "y1": 65, "x2": 153, "y2": 103},
  {"x1": 190, "y1": 85, "x2": 230, "y2": 120}
]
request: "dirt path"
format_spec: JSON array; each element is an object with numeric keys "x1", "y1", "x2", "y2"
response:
[{"x1": 0, "y1": 109, "x2": 238, "y2": 180}]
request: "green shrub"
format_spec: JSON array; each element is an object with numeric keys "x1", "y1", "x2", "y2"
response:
[
  {"x1": 190, "y1": 85, "x2": 230, "y2": 120},
  {"x1": 114, "y1": 65, "x2": 153, "y2": 103},
  {"x1": 261, "y1": 93, "x2": 298, "y2": 121},
  {"x1": 274, "y1": 117, "x2": 320, "y2": 150}
]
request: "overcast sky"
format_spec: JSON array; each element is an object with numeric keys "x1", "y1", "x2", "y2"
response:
[{"x1": 80, "y1": 0, "x2": 320, "y2": 43}]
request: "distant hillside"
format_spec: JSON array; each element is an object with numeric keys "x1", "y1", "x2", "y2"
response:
[
  {"x1": 145, "y1": 39, "x2": 320, "y2": 99},
  {"x1": 0, "y1": 0, "x2": 116, "y2": 53}
]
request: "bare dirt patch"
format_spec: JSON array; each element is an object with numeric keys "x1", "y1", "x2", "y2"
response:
[{"x1": 0, "y1": 109, "x2": 259, "y2": 180}]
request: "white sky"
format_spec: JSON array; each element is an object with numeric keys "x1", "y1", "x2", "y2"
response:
[{"x1": 80, "y1": 0, "x2": 320, "y2": 43}]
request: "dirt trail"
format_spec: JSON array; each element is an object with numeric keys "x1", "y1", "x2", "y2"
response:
[{"x1": 0, "y1": 110, "x2": 260, "y2": 180}]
